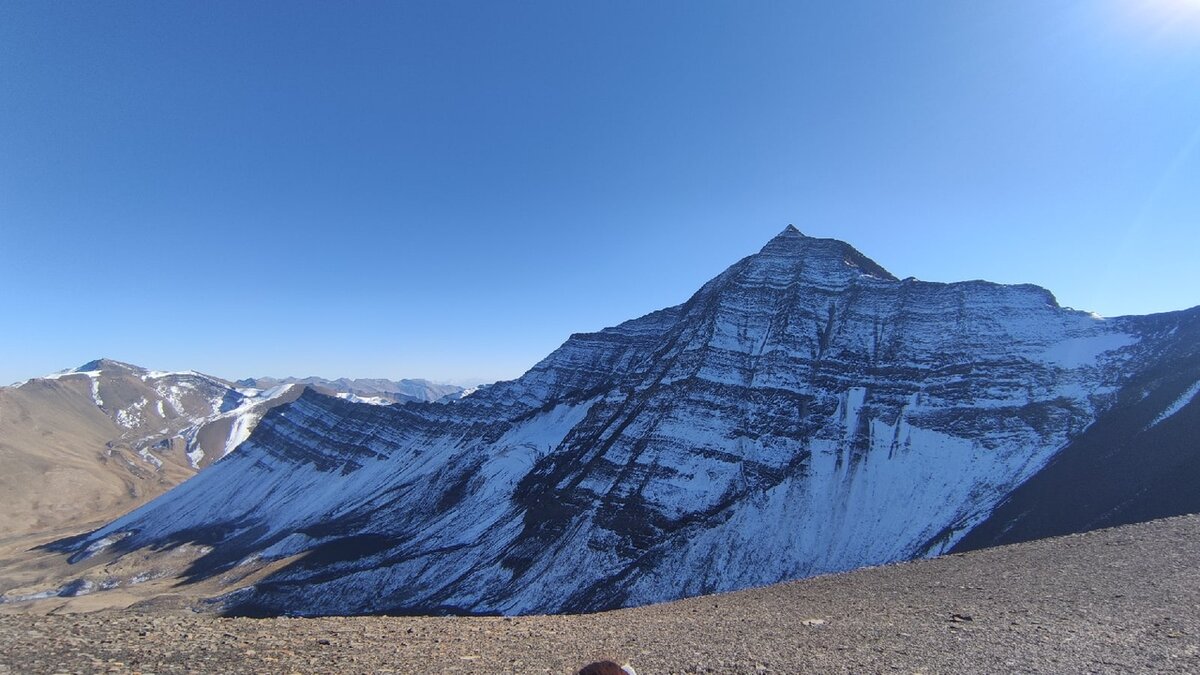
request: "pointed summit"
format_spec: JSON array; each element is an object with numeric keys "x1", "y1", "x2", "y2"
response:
[
  {"x1": 756, "y1": 227, "x2": 898, "y2": 282},
  {"x1": 768, "y1": 224, "x2": 805, "y2": 241},
  {"x1": 756, "y1": 224, "x2": 807, "y2": 254},
  {"x1": 74, "y1": 358, "x2": 141, "y2": 374}
]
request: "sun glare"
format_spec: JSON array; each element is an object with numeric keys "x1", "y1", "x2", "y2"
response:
[{"x1": 1121, "y1": 0, "x2": 1200, "y2": 38}]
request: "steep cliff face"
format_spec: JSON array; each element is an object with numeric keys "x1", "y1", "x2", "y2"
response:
[{"x1": 49, "y1": 227, "x2": 1198, "y2": 616}]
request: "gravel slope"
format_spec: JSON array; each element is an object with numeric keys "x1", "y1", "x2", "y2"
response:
[{"x1": 1, "y1": 514, "x2": 1197, "y2": 674}]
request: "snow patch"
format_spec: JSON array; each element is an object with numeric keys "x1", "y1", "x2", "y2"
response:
[
  {"x1": 335, "y1": 392, "x2": 392, "y2": 406},
  {"x1": 0, "y1": 589, "x2": 61, "y2": 603},
  {"x1": 223, "y1": 411, "x2": 261, "y2": 458},
  {"x1": 1147, "y1": 380, "x2": 1200, "y2": 430},
  {"x1": 83, "y1": 532, "x2": 130, "y2": 556},
  {"x1": 160, "y1": 384, "x2": 188, "y2": 415},
  {"x1": 128, "y1": 571, "x2": 165, "y2": 585},
  {"x1": 138, "y1": 447, "x2": 163, "y2": 469},
  {"x1": 39, "y1": 368, "x2": 101, "y2": 381},
  {"x1": 187, "y1": 447, "x2": 206, "y2": 468},
  {"x1": 1038, "y1": 333, "x2": 1135, "y2": 368},
  {"x1": 115, "y1": 398, "x2": 149, "y2": 428}
]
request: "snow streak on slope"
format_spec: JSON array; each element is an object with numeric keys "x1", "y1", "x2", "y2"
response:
[
  {"x1": 53, "y1": 227, "x2": 1192, "y2": 616},
  {"x1": 1148, "y1": 379, "x2": 1200, "y2": 429}
]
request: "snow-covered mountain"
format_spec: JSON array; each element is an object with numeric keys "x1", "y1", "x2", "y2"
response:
[
  {"x1": 46, "y1": 227, "x2": 1200, "y2": 616},
  {"x1": 25, "y1": 359, "x2": 304, "y2": 469}
]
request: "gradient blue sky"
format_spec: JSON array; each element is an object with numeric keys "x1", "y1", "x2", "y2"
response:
[{"x1": 2, "y1": 1, "x2": 1199, "y2": 385}]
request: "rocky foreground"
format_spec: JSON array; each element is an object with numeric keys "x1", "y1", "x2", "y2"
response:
[{"x1": 1, "y1": 514, "x2": 1198, "y2": 674}]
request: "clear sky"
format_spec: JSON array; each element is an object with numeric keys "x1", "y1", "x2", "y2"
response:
[{"x1": 2, "y1": 1, "x2": 1199, "y2": 386}]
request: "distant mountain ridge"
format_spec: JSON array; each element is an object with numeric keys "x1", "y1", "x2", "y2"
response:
[
  {"x1": 235, "y1": 376, "x2": 463, "y2": 405},
  {"x1": 30, "y1": 227, "x2": 1200, "y2": 616}
]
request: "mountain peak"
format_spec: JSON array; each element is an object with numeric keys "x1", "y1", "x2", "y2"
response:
[
  {"x1": 755, "y1": 227, "x2": 898, "y2": 282},
  {"x1": 770, "y1": 224, "x2": 805, "y2": 240},
  {"x1": 49, "y1": 221, "x2": 1192, "y2": 620},
  {"x1": 74, "y1": 358, "x2": 142, "y2": 374}
]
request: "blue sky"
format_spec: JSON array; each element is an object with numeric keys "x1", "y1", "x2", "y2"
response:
[{"x1": 2, "y1": 1, "x2": 1199, "y2": 385}]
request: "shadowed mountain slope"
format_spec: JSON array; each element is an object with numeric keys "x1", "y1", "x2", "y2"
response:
[{"x1": 954, "y1": 307, "x2": 1200, "y2": 551}]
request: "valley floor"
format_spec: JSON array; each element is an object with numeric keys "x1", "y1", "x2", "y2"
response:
[{"x1": 1, "y1": 514, "x2": 1198, "y2": 674}]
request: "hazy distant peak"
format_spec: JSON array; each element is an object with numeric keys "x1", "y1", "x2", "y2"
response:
[{"x1": 238, "y1": 376, "x2": 464, "y2": 403}]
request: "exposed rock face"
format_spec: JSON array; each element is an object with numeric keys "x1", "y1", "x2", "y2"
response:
[{"x1": 50, "y1": 228, "x2": 1200, "y2": 616}]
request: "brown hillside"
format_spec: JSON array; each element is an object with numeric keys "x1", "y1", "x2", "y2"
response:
[{"x1": 0, "y1": 380, "x2": 193, "y2": 539}]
